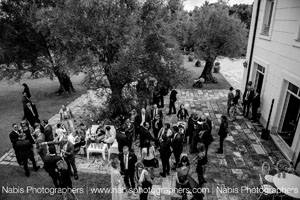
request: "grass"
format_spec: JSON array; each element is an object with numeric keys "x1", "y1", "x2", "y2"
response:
[
  {"x1": 178, "y1": 55, "x2": 232, "y2": 90},
  {"x1": 0, "y1": 74, "x2": 86, "y2": 157},
  {"x1": 0, "y1": 165, "x2": 111, "y2": 200}
]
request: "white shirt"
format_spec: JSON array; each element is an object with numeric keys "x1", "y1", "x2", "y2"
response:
[
  {"x1": 141, "y1": 114, "x2": 145, "y2": 126},
  {"x1": 153, "y1": 109, "x2": 158, "y2": 117},
  {"x1": 56, "y1": 128, "x2": 67, "y2": 141},
  {"x1": 68, "y1": 134, "x2": 77, "y2": 145},
  {"x1": 124, "y1": 153, "x2": 128, "y2": 170},
  {"x1": 104, "y1": 126, "x2": 116, "y2": 144}
]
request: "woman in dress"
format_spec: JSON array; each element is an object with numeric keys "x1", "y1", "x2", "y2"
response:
[
  {"x1": 22, "y1": 83, "x2": 31, "y2": 99},
  {"x1": 193, "y1": 143, "x2": 207, "y2": 187},
  {"x1": 141, "y1": 139, "x2": 156, "y2": 178},
  {"x1": 176, "y1": 155, "x2": 191, "y2": 200},
  {"x1": 111, "y1": 158, "x2": 124, "y2": 200},
  {"x1": 177, "y1": 104, "x2": 189, "y2": 121},
  {"x1": 176, "y1": 154, "x2": 204, "y2": 200},
  {"x1": 136, "y1": 162, "x2": 153, "y2": 200}
]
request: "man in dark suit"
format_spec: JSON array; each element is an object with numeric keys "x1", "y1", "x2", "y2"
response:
[
  {"x1": 9, "y1": 123, "x2": 22, "y2": 165},
  {"x1": 251, "y1": 90, "x2": 261, "y2": 122},
  {"x1": 42, "y1": 120, "x2": 54, "y2": 142},
  {"x1": 151, "y1": 104, "x2": 163, "y2": 121},
  {"x1": 43, "y1": 145, "x2": 62, "y2": 188},
  {"x1": 124, "y1": 119, "x2": 135, "y2": 150},
  {"x1": 243, "y1": 81, "x2": 254, "y2": 118},
  {"x1": 159, "y1": 134, "x2": 171, "y2": 177},
  {"x1": 116, "y1": 127, "x2": 130, "y2": 153},
  {"x1": 135, "y1": 108, "x2": 151, "y2": 128},
  {"x1": 171, "y1": 126, "x2": 183, "y2": 169},
  {"x1": 16, "y1": 132, "x2": 40, "y2": 177},
  {"x1": 119, "y1": 146, "x2": 137, "y2": 190},
  {"x1": 139, "y1": 122, "x2": 156, "y2": 149},
  {"x1": 167, "y1": 88, "x2": 178, "y2": 115},
  {"x1": 23, "y1": 100, "x2": 39, "y2": 127}
]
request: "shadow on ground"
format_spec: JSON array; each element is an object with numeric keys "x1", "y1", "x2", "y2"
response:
[{"x1": 0, "y1": 165, "x2": 111, "y2": 200}]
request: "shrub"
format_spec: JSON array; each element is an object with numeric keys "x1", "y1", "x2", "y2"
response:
[
  {"x1": 195, "y1": 60, "x2": 201, "y2": 67},
  {"x1": 188, "y1": 55, "x2": 194, "y2": 62}
]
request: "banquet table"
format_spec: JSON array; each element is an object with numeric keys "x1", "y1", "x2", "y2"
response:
[{"x1": 273, "y1": 173, "x2": 300, "y2": 199}]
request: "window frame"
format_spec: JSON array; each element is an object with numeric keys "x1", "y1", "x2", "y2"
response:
[{"x1": 259, "y1": 0, "x2": 277, "y2": 41}]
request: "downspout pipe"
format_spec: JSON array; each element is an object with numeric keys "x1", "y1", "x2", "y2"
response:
[{"x1": 245, "y1": 0, "x2": 261, "y2": 90}]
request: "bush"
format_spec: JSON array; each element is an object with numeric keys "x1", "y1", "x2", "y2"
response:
[{"x1": 188, "y1": 55, "x2": 194, "y2": 62}]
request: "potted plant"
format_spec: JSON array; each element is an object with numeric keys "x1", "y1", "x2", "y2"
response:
[
  {"x1": 188, "y1": 52, "x2": 194, "y2": 62},
  {"x1": 213, "y1": 61, "x2": 220, "y2": 73}
]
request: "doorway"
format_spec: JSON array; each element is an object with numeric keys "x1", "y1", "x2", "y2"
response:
[
  {"x1": 254, "y1": 64, "x2": 265, "y2": 93},
  {"x1": 279, "y1": 83, "x2": 300, "y2": 147}
]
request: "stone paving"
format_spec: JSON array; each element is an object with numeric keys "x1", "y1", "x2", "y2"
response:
[{"x1": 0, "y1": 87, "x2": 289, "y2": 200}]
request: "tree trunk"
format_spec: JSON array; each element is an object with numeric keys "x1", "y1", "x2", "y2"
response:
[
  {"x1": 53, "y1": 66, "x2": 68, "y2": 94},
  {"x1": 109, "y1": 84, "x2": 127, "y2": 117},
  {"x1": 47, "y1": 50, "x2": 74, "y2": 94},
  {"x1": 200, "y1": 57, "x2": 217, "y2": 83}
]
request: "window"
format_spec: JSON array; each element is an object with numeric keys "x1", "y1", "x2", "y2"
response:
[
  {"x1": 254, "y1": 65, "x2": 265, "y2": 93},
  {"x1": 279, "y1": 82, "x2": 300, "y2": 147},
  {"x1": 261, "y1": 0, "x2": 274, "y2": 36}
]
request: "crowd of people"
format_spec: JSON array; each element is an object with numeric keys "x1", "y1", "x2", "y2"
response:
[
  {"x1": 8, "y1": 82, "x2": 262, "y2": 200},
  {"x1": 9, "y1": 83, "x2": 84, "y2": 192},
  {"x1": 108, "y1": 87, "x2": 232, "y2": 200}
]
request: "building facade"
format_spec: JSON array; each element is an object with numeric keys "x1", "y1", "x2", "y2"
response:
[{"x1": 243, "y1": 0, "x2": 300, "y2": 165}]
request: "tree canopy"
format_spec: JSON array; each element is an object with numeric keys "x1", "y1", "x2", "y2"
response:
[{"x1": 192, "y1": 3, "x2": 248, "y2": 82}]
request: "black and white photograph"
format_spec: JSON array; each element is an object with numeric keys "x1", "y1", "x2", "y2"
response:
[{"x1": 0, "y1": 0, "x2": 300, "y2": 200}]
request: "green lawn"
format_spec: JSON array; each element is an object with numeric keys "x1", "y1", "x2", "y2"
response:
[
  {"x1": 0, "y1": 74, "x2": 86, "y2": 157},
  {"x1": 178, "y1": 55, "x2": 232, "y2": 90},
  {"x1": 0, "y1": 165, "x2": 111, "y2": 200}
]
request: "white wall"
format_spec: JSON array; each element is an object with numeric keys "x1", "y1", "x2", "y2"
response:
[{"x1": 244, "y1": 0, "x2": 300, "y2": 162}]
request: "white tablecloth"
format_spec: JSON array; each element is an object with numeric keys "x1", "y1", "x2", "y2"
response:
[{"x1": 273, "y1": 173, "x2": 300, "y2": 199}]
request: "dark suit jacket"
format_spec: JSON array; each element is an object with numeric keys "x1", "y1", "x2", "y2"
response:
[
  {"x1": 24, "y1": 103, "x2": 39, "y2": 125},
  {"x1": 170, "y1": 89, "x2": 178, "y2": 102},
  {"x1": 243, "y1": 88, "x2": 254, "y2": 102},
  {"x1": 116, "y1": 132, "x2": 129, "y2": 152},
  {"x1": 151, "y1": 108, "x2": 163, "y2": 120},
  {"x1": 62, "y1": 141, "x2": 75, "y2": 161},
  {"x1": 252, "y1": 94, "x2": 261, "y2": 108},
  {"x1": 177, "y1": 108, "x2": 189, "y2": 121},
  {"x1": 172, "y1": 132, "x2": 183, "y2": 154},
  {"x1": 159, "y1": 139, "x2": 171, "y2": 159},
  {"x1": 139, "y1": 127, "x2": 155, "y2": 147},
  {"x1": 16, "y1": 140, "x2": 33, "y2": 158},
  {"x1": 9, "y1": 130, "x2": 20, "y2": 149},
  {"x1": 118, "y1": 152, "x2": 137, "y2": 174},
  {"x1": 218, "y1": 122, "x2": 228, "y2": 139},
  {"x1": 44, "y1": 125, "x2": 54, "y2": 142},
  {"x1": 44, "y1": 154, "x2": 62, "y2": 175}
]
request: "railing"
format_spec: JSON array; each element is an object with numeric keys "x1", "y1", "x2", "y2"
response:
[{"x1": 261, "y1": 24, "x2": 270, "y2": 36}]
